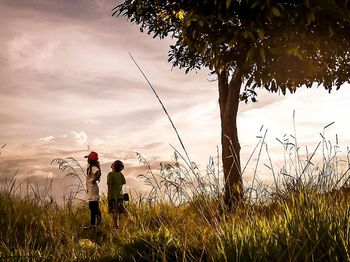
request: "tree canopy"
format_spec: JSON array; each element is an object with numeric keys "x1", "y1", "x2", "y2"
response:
[
  {"x1": 114, "y1": 0, "x2": 350, "y2": 208},
  {"x1": 114, "y1": 0, "x2": 350, "y2": 99}
]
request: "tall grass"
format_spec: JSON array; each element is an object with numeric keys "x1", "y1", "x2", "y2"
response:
[
  {"x1": 51, "y1": 157, "x2": 87, "y2": 211},
  {"x1": 1, "y1": 177, "x2": 349, "y2": 261},
  {"x1": 1, "y1": 126, "x2": 350, "y2": 260}
]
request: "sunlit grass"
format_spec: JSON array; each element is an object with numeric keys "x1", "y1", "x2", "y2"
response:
[
  {"x1": 1, "y1": 180, "x2": 349, "y2": 261},
  {"x1": 1, "y1": 126, "x2": 350, "y2": 261}
]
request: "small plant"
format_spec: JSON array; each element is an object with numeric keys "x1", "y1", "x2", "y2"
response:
[
  {"x1": 51, "y1": 157, "x2": 86, "y2": 210},
  {"x1": 0, "y1": 144, "x2": 6, "y2": 156}
]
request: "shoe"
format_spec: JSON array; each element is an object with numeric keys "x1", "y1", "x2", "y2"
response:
[{"x1": 83, "y1": 225, "x2": 97, "y2": 230}]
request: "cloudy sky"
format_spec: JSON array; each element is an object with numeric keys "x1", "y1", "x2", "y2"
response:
[{"x1": 1, "y1": 0, "x2": 350, "y2": 200}]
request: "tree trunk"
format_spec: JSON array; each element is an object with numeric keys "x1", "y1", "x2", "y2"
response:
[{"x1": 217, "y1": 67, "x2": 244, "y2": 210}]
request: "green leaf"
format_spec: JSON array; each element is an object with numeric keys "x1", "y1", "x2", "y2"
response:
[
  {"x1": 226, "y1": 0, "x2": 232, "y2": 9},
  {"x1": 257, "y1": 29, "x2": 265, "y2": 40},
  {"x1": 245, "y1": 76, "x2": 254, "y2": 87},
  {"x1": 329, "y1": 26, "x2": 334, "y2": 37},
  {"x1": 272, "y1": 7, "x2": 280, "y2": 17},
  {"x1": 242, "y1": 30, "x2": 255, "y2": 40},
  {"x1": 271, "y1": 81, "x2": 277, "y2": 92},
  {"x1": 217, "y1": 35, "x2": 227, "y2": 43},
  {"x1": 246, "y1": 48, "x2": 255, "y2": 62},
  {"x1": 251, "y1": 1, "x2": 260, "y2": 9},
  {"x1": 259, "y1": 47, "x2": 266, "y2": 62},
  {"x1": 306, "y1": 12, "x2": 315, "y2": 24},
  {"x1": 242, "y1": 30, "x2": 249, "y2": 39}
]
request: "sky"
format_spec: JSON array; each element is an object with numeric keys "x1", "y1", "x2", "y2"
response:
[{"x1": 1, "y1": 0, "x2": 350, "y2": 201}]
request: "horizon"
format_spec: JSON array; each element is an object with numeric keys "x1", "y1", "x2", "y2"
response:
[{"x1": 1, "y1": 0, "x2": 350, "y2": 201}]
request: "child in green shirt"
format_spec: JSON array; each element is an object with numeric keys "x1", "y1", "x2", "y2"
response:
[{"x1": 107, "y1": 160, "x2": 126, "y2": 227}]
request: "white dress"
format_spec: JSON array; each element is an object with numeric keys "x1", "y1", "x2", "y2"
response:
[{"x1": 86, "y1": 166, "x2": 100, "y2": 201}]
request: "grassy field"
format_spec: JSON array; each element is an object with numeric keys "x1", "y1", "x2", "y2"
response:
[
  {"x1": 1, "y1": 128, "x2": 350, "y2": 261},
  {"x1": 1, "y1": 184, "x2": 349, "y2": 261}
]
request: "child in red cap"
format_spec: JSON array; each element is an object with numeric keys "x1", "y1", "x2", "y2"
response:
[{"x1": 85, "y1": 151, "x2": 101, "y2": 228}]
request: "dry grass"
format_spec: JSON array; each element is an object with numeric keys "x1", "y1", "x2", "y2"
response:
[{"x1": 1, "y1": 118, "x2": 350, "y2": 261}]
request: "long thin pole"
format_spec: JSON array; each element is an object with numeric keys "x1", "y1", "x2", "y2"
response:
[{"x1": 128, "y1": 53, "x2": 193, "y2": 171}]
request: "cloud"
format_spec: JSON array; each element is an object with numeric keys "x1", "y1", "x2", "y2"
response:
[
  {"x1": 2, "y1": 0, "x2": 115, "y2": 22},
  {"x1": 1, "y1": 0, "x2": 350, "y2": 203},
  {"x1": 7, "y1": 33, "x2": 60, "y2": 71},
  {"x1": 0, "y1": 128, "x2": 171, "y2": 201},
  {"x1": 41, "y1": 131, "x2": 88, "y2": 146}
]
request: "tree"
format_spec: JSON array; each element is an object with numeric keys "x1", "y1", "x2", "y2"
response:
[{"x1": 113, "y1": 0, "x2": 350, "y2": 209}]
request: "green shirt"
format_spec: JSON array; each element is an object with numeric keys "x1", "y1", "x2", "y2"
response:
[{"x1": 107, "y1": 171, "x2": 126, "y2": 200}]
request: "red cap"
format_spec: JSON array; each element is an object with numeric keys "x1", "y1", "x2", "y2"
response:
[{"x1": 85, "y1": 151, "x2": 98, "y2": 161}]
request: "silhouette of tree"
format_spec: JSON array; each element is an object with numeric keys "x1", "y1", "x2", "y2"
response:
[{"x1": 113, "y1": 0, "x2": 350, "y2": 209}]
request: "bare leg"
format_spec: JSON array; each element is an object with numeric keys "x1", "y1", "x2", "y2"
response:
[{"x1": 113, "y1": 213, "x2": 120, "y2": 227}]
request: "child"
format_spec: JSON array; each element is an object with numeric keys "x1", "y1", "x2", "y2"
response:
[
  {"x1": 107, "y1": 160, "x2": 126, "y2": 227},
  {"x1": 85, "y1": 151, "x2": 101, "y2": 228}
]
